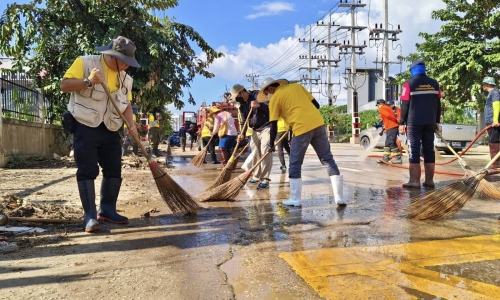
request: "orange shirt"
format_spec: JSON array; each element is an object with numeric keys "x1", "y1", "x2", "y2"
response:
[
  {"x1": 379, "y1": 105, "x2": 399, "y2": 130},
  {"x1": 394, "y1": 107, "x2": 401, "y2": 124}
]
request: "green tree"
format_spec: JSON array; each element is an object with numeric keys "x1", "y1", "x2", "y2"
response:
[
  {"x1": 0, "y1": 0, "x2": 223, "y2": 124},
  {"x1": 399, "y1": 0, "x2": 500, "y2": 119}
]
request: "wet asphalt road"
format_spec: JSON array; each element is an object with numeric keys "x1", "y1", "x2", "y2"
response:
[
  {"x1": 158, "y1": 144, "x2": 500, "y2": 299},
  {"x1": 1, "y1": 143, "x2": 499, "y2": 299}
]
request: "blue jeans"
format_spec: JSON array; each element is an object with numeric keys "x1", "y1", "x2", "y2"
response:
[
  {"x1": 407, "y1": 124, "x2": 435, "y2": 163},
  {"x1": 289, "y1": 125, "x2": 339, "y2": 178},
  {"x1": 219, "y1": 135, "x2": 237, "y2": 150},
  {"x1": 73, "y1": 122, "x2": 122, "y2": 181}
]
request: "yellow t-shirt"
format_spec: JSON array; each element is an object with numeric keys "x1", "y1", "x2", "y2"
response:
[
  {"x1": 277, "y1": 117, "x2": 288, "y2": 133},
  {"x1": 63, "y1": 56, "x2": 132, "y2": 101},
  {"x1": 202, "y1": 117, "x2": 214, "y2": 137},
  {"x1": 148, "y1": 114, "x2": 160, "y2": 128},
  {"x1": 269, "y1": 83, "x2": 324, "y2": 136}
]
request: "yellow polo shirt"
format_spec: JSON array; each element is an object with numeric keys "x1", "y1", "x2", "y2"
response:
[
  {"x1": 269, "y1": 83, "x2": 324, "y2": 136},
  {"x1": 63, "y1": 56, "x2": 132, "y2": 101}
]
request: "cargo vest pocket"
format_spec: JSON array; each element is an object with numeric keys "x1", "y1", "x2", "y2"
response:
[{"x1": 72, "y1": 102, "x2": 99, "y2": 126}]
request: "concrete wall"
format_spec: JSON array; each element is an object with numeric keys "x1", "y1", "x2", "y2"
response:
[{"x1": 0, "y1": 118, "x2": 66, "y2": 167}]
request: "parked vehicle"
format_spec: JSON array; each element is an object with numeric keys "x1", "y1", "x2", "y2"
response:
[
  {"x1": 359, "y1": 122, "x2": 478, "y2": 154},
  {"x1": 166, "y1": 131, "x2": 181, "y2": 147},
  {"x1": 435, "y1": 124, "x2": 478, "y2": 154}
]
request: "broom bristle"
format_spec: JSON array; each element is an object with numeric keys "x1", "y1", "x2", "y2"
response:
[
  {"x1": 197, "y1": 171, "x2": 252, "y2": 202},
  {"x1": 407, "y1": 179, "x2": 478, "y2": 220},
  {"x1": 150, "y1": 161, "x2": 201, "y2": 213},
  {"x1": 190, "y1": 148, "x2": 208, "y2": 167},
  {"x1": 205, "y1": 164, "x2": 233, "y2": 190},
  {"x1": 474, "y1": 177, "x2": 500, "y2": 199}
]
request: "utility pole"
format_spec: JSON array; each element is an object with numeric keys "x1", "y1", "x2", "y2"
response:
[
  {"x1": 299, "y1": 25, "x2": 320, "y2": 92},
  {"x1": 369, "y1": 0, "x2": 402, "y2": 101},
  {"x1": 245, "y1": 70, "x2": 259, "y2": 90},
  {"x1": 316, "y1": 13, "x2": 340, "y2": 106},
  {"x1": 339, "y1": 0, "x2": 366, "y2": 144}
]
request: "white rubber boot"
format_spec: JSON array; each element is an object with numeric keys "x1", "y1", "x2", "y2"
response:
[
  {"x1": 282, "y1": 178, "x2": 302, "y2": 207},
  {"x1": 330, "y1": 175, "x2": 346, "y2": 206}
]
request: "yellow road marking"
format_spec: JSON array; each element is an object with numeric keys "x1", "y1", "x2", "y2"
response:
[{"x1": 280, "y1": 235, "x2": 500, "y2": 299}]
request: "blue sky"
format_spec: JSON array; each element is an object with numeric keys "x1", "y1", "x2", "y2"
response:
[
  {"x1": 1, "y1": 0, "x2": 446, "y2": 114},
  {"x1": 165, "y1": 0, "x2": 445, "y2": 114}
]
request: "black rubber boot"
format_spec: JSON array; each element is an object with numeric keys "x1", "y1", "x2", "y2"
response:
[
  {"x1": 97, "y1": 177, "x2": 129, "y2": 224},
  {"x1": 132, "y1": 144, "x2": 139, "y2": 156},
  {"x1": 382, "y1": 146, "x2": 391, "y2": 162},
  {"x1": 77, "y1": 180, "x2": 101, "y2": 233},
  {"x1": 389, "y1": 148, "x2": 402, "y2": 164}
]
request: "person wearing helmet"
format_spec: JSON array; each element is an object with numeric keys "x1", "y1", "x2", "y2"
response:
[
  {"x1": 262, "y1": 81, "x2": 345, "y2": 208},
  {"x1": 376, "y1": 99, "x2": 401, "y2": 164},
  {"x1": 399, "y1": 59, "x2": 441, "y2": 189},
  {"x1": 229, "y1": 78, "x2": 286, "y2": 190},
  {"x1": 482, "y1": 76, "x2": 500, "y2": 169}
]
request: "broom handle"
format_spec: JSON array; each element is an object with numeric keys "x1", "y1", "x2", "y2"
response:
[
  {"x1": 230, "y1": 108, "x2": 253, "y2": 157},
  {"x1": 248, "y1": 130, "x2": 290, "y2": 173},
  {"x1": 100, "y1": 83, "x2": 150, "y2": 161},
  {"x1": 235, "y1": 143, "x2": 249, "y2": 159},
  {"x1": 434, "y1": 130, "x2": 471, "y2": 170},
  {"x1": 484, "y1": 147, "x2": 500, "y2": 169}
]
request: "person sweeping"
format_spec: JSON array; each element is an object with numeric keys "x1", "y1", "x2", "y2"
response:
[{"x1": 263, "y1": 79, "x2": 345, "y2": 207}]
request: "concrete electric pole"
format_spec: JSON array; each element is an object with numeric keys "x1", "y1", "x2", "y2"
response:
[
  {"x1": 339, "y1": 0, "x2": 366, "y2": 144},
  {"x1": 316, "y1": 13, "x2": 341, "y2": 106},
  {"x1": 299, "y1": 25, "x2": 320, "y2": 92},
  {"x1": 369, "y1": 0, "x2": 402, "y2": 101}
]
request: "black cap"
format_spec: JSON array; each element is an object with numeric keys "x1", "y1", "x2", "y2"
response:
[{"x1": 376, "y1": 99, "x2": 385, "y2": 106}]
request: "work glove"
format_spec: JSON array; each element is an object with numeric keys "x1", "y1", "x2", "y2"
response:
[
  {"x1": 378, "y1": 130, "x2": 384, "y2": 136},
  {"x1": 266, "y1": 142, "x2": 275, "y2": 153}
]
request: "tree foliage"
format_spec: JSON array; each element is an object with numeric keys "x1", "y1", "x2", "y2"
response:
[
  {"x1": 0, "y1": 0, "x2": 223, "y2": 123},
  {"x1": 399, "y1": 0, "x2": 500, "y2": 113}
]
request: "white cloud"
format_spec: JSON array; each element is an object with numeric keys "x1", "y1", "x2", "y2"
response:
[
  {"x1": 246, "y1": 2, "x2": 295, "y2": 19},
  {"x1": 200, "y1": 1, "x2": 447, "y2": 105}
]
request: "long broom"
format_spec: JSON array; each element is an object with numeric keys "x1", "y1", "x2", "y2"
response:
[
  {"x1": 205, "y1": 108, "x2": 253, "y2": 190},
  {"x1": 435, "y1": 130, "x2": 500, "y2": 199},
  {"x1": 190, "y1": 134, "x2": 215, "y2": 167},
  {"x1": 407, "y1": 150, "x2": 500, "y2": 220},
  {"x1": 101, "y1": 83, "x2": 200, "y2": 214},
  {"x1": 197, "y1": 130, "x2": 289, "y2": 202}
]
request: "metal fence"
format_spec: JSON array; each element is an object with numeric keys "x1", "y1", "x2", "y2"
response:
[{"x1": 1, "y1": 71, "x2": 44, "y2": 123}]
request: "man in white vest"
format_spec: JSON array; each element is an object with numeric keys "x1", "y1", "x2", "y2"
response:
[{"x1": 60, "y1": 36, "x2": 140, "y2": 233}]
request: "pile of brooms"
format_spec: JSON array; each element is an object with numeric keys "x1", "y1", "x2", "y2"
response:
[
  {"x1": 103, "y1": 83, "x2": 200, "y2": 214},
  {"x1": 408, "y1": 131, "x2": 500, "y2": 220},
  {"x1": 196, "y1": 131, "x2": 289, "y2": 202}
]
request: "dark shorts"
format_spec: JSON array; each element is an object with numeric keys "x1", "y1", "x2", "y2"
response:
[{"x1": 488, "y1": 126, "x2": 500, "y2": 144}]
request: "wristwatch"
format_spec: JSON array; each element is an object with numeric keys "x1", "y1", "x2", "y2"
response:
[{"x1": 83, "y1": 77, "x2": 93, "y2": 88}]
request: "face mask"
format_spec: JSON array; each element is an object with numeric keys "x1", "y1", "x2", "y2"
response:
[
  {"x1": 235, "y1": 96, "x2": 244, "y2": 103},
  {"x1": 266, "y1": 93, "x2": 273, "y2": 101}
]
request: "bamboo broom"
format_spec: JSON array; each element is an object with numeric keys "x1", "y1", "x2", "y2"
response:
[
  {"x1": 435, "y1": 130, "x2": 500, "y2": 199},
  {"x1": 205, "y1": 108, "x2": 253, "y2": 190},
  {"x1": 407, "y1": 150, "x2": 500, "y2": 220},
  {"x1": 197, "y1": 130, "x2": 289, "y2": 202},
  {"x1": 101, "y1": 83, "x2": 200, "y2": 214},
  {"x1": 190, "y1": 134, "x2": 215, "y2": 167}
]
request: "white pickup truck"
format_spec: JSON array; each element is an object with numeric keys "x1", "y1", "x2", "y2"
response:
[
  {"x1": 359, "y1": 123, "x2": 478, "y2": 154},
  {"x1": 435, "y1": 124, "x2": 478, "y2": 154}
]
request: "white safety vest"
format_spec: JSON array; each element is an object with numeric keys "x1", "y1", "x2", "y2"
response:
[{"x1": 67, "y1": 55, "x2": 133, "y2": 131}]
